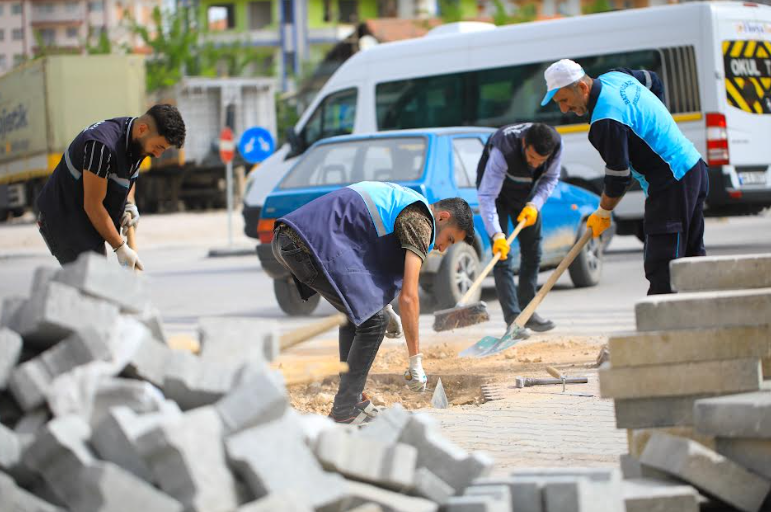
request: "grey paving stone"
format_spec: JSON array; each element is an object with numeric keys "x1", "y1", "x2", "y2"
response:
[
  {"x1": 623, "y1": 477, "x2": 699, "y2": 512},
  {"x1": 609, "y1": 325, "x2": 771, "y2": 368},
  {"x1": 670, "y1": 254, "x2": 771, "y2": 292},
  {"x1": 215, "y1": 369, "x2": 287, "y2": 435},
  {"x1": 199, "y1": 316, "x2": 279, "y2": 365},
  {"x1": 619, "y1": 454, "x2": 673, "y2": 481},
  {"x1": 543, "y1": 476, "x2": 624, "y2": 512},
  {"x1": 716, "y1": 438, "x2": 771, "y2": 480},
  {"x1": 88, "y1": 378, "x2": 165, "y2": 427},
  {"x1": 162, "y1": 351, "x2": 241, "y2": 410},
  {"x1": 92, "y1": 403, "x2": 181, "y2": 482},
  {"x1": 694, "y1": 391, "x2": 771, "y2": 438},
  {"x1": 0, "y1": 471, "x2": 65, "y2": 512},
  {"x1": 315, "y1": 427, "x2": 417, "y2": 490},
  {"x1": 133, "y1": 306, "x2": 167, "y2": 343},
  {"x1": 0, "y1": 422, "x2": 21, "y2": 471},
  {"x1": 614, "y1": 395, "x2": 717, "y2": 429},
  {"x1": 122, "y1": 333, "x2": 173, "y2": 388},
  {"x1": 599, "y1": 359, "x2": 762, "y2": 400},
  {"x1": 635, "y1": 288, "x2": 771, "y2": 332},
  {"x1": 0, "y1": 296, "x2": 26, "y2": 331},
  {"x1": 347, "y1": 505, "x2": 385, "y2": 512},
  {"x1": 15, "y1": 281, "x2": 119, "y2": 349},
  {"x1": 411, "y1": 467, "x2": 454, "y2": 505},
  {"x1": 0, "y1": 328, "x2": 22, "y2": 390},
  {"x1": 136, "y1": 406, "x2": 238, "y2": 512},
  {"x1": 472, "y1": 476, "x2": 543, "y2": 512},
  {"x1": 640, "y1": 432, "x2": 771, "y2": 512},
  {"x1": 78, "y1": 461, "x2": 184, "y2": 512},
  {"x1": 509, "y1": 467, "x2": 619, "y2": 482},
  {"x1": 398, "y1": 413, "x2": 493, "y2": 493},
  {"x1": 54, "y1": 252, "x2": 150, "y2": 313},
  {"x1": 342, "y1": 480, "x2": 438, "y2": 512},
  {"x1": 445, "y1": 495, "x2": 507, "y2": 512},
  {"x1": 9, "y1": 327, "x2": 112, "y2": 411},
  {"x1": 359, "y1": 403, "x2": 411, "y2": 445},
  {"x1": 226, "y1": 412, "x2": 346, "y2": 511},
  {"x1": 465, "y1": 485, "x2": 512, "y2": 512}
]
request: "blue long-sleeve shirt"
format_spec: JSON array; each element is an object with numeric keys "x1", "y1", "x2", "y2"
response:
[{"x1": 478, "y1": 144, "x2": 562, "y2": 238}]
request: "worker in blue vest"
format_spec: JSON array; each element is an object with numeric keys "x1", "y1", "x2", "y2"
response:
[
  {"x1": 273, "y1": 182, "x2": 475, "y2": 425},
  {"x1": 37, "y1": 105, "x2": 185, "y2": 269},
  {"x1": 477, "y1": 123, "x2": 563, "y2": 333},
  {"x1": 541, "y1": 59, "x2": 708, "y2": 294}
]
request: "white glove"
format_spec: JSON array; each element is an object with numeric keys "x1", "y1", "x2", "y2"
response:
[
  {"x1": 121, "y1": 203, "x2": 140, "y2": 235},
  {"x1": 384, "y1": 304, "x2": 403, "y2": 339},
  {"x1": 115, "y1": 242, "x2": 144, "y2": 271},
  {"x1": 403, "y1": 353, "x2": 427, "y2": 392}
]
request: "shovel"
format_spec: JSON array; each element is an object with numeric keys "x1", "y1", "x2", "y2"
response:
[
  {"x1": 433, "y1": 219, "x2": 527, "y2": 332},
  {"x1": 461, "y1": 227, "x2": 594, "y2": 358}
]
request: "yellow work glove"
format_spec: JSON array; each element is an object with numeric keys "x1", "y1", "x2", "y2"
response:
[
  {"x1": 492, "y1": 232, "x2": 510, "y2": 261},
  {"x1": 516, "y1": 203, "x2": 538, "y2": 228},
  {"x1": 586, "y1": 207, "x2": 612, "y2": 238}
]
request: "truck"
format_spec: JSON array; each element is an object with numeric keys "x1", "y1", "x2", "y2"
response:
[
  {"x1": 0, "y1": 55, "x2": 146, "y2": 219},
  {"x1": 0, "y1": 56, "x2": 278, "y2": 219}
]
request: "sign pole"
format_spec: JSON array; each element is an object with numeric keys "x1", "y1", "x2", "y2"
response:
[{"x1": 226, "y1": 159, "x2": 233, "y2": 248}]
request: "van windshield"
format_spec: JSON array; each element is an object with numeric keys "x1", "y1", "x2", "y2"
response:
[{"x1": 279, "y1": 137, "x2": 427, "y2": 189}]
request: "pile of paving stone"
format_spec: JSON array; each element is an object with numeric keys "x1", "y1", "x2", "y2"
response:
[
  {"x1": 599, "y1": 253, "x2": 771, "y2": 512},
  {"x1": 0, "y1": 252, "x2": 510, "y2": 512}
]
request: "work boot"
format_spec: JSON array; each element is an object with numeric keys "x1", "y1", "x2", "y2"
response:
[
  {"x1": 524, "y1": 312, "x2": 556, "y2": 332},
  {"x1": 327, "y1": 394, "x2": 379, "y2": 425}
]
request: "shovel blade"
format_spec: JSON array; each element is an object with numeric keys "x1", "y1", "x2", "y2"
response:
[{"x1": 458, "y1": 335, "x2": 500, "y2": 358}]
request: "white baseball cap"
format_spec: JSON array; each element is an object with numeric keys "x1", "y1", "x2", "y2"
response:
[{"x1": 540, "y1": 59, "x2": 586, "y2": 106}]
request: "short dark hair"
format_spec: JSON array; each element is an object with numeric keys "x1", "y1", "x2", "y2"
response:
[
  {"x1": 146, "y1": 104, "x2": 186, "y2": 149},
  {"x1": 525, "y1": 123, "x2": 560, "y2": 157},
  {"x1": 433, "y1": 197, "x2": 475, "y2": 246}
]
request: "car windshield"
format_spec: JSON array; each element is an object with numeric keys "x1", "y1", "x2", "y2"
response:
[{"x1": 279, "y1": 137, "x2": 427, "y2": 189}]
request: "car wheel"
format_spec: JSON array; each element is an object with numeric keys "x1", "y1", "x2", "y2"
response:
[
  {"x1": 569, "y1": 223, "x2": 603, "y2": 288},
  {"x1": 273, "y1": 278, "x2": 320, "y2": 316},
  {"x1": 432, "y1": 243, "x2": 481, "y2": 310}
]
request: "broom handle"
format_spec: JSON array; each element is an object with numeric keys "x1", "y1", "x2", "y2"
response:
[
  {"x1": 280, "y1": 313, "x2": 348, "y2": 351},
  {"x1": 513, "y1": 228, "x2": 593, "y2": 329},
  {"x1": 458, "y1": 219, "x2": 527, "y2": 306}
]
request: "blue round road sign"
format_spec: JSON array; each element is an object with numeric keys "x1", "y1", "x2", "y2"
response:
[{"x1": 238, "y1": 127, "x2": 275, "y2": 164}]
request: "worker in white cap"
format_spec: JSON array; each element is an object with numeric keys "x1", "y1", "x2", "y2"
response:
[{"x1": 540, "y1": 59, "x2": 708, "y2": 295}]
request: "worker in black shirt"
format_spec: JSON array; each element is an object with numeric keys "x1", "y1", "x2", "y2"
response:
[{"x1": 36, "y1": 105, "x2": 186, "y2": 269}]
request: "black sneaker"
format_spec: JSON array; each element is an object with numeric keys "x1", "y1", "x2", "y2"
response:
[
  {"x1": 524, "y1": 313, "x2": 556, "y2": 332},
  {"x1": 328, "y1": 394, "x2": 380, "y2": 425}
]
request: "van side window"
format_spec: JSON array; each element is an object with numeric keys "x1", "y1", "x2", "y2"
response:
[
  {"x1": 377, "y1": 74, "x2": 464, "y2": 130},
  {"x1": 300, "y1": 88, "x2": 357, "y2": 150}
]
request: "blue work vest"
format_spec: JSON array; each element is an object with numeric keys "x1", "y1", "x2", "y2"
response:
[
  {"x1": 279, "y1": 182, "x2": 436, "y2": 326},
  {"x1": 591, "y1": 71, "x2": 701, "y2": 196}
]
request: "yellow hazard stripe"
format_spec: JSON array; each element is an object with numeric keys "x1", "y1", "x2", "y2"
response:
[
  {"x1": 762, "y1": 77, "x2": 771, "y2": 89},
  {"x1": 748, "y1": 77, "x2": 765, "y2": 99},
  {"x1": 744, "y1": 40, "x2": 757, "y2": 57},
  {"x1": 753, "y1": 101, "x2": 763, "y2": 114},
  {"x1": 723, "y1": 41, "x2": 731, "y2": 54},
  {"x1": 730, "y1": 41, "x2": 745, "y2": 57},
  {"x1": 725, "y1": 79, "x2": 753, "y2": 112}
]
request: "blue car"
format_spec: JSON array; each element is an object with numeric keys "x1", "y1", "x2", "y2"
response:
[{"x1": 254, "y1": 128, "x2": 607, "y2": 316}]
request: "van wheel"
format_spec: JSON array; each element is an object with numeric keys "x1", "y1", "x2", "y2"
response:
[
  {"x1": 432, "y1": 243, "x2": 481, "y2": 310},
  {"x1": 569, "y1": 224, "x2": 603, "y2": 288},
  {"x1": 274, "y1": 278, "x2": 320, "y2": 316}
]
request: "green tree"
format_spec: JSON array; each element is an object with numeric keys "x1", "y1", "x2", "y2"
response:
[
  {"x1": 439, "y1": 0, "x2": 464, "y2": 23},
  {"x1": 491, "y1": 1, "x2": 538, "y2": 25},
  {"x1": 583, "y1": 0, "x2": 614, "y2": 14},
  {"x1": 86, "y1": 27, "x2": 113, "y2": 55}
]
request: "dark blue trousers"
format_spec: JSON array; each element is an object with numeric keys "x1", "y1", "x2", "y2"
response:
[{"x1": 643, "y1": 160, "x2": 708, "y2": 295}]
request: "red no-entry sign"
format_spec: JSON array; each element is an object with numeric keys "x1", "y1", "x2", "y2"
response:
[{"x1": 219, "y1": 127, "x2": 235, "y2": 163}]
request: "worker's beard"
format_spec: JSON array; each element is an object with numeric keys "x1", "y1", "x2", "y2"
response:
[{"x1": 129, "y1": 137, "x2": 150, "y2": 159}]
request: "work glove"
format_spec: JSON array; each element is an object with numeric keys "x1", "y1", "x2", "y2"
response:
[
  {"x1": 403, "y1": 353, "x2": 427, "y2": 392},
  {"x1": 492, "y1": 232, "x2": 509, "y2": 261},
  {"x1": 586, "y1": 207, "x2": 612, "y2": 238},
  {"x1": 384, "y1": 304, "x2": 403, "y2": 339},
  {"x1": 115, "y1": 242, "x2": 144, "y2": 271},
  {"x1": 516, "y1": 202, "x2": 538, "y2": 228},
  {"x1": 121, "y1": 203, "x2": 140, "y2": 235}
]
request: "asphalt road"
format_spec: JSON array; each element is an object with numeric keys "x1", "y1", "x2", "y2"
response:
[{"x1": 1, "y1": 211, "x2": 770, "y2": 346}]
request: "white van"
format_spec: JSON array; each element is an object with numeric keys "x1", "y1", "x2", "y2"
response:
[{"x1": 243, "y1": 1, "x2": 771, "y2": 240}]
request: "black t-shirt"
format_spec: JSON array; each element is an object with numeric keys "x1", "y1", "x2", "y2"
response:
[{"x1": 37, "y1": 117, "x2": 145, "y2": 251}]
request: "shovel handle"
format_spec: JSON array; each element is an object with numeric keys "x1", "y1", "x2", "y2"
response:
[
  {"x1": 514, "y1": 227, "x2": 594, "y2": 329},
  {"x1": 127, "y1": 225, "x2": 137, "y2": 251},
  {"x1": 458, "y1": 219, "x2": 527, "y2": 306},
  {"x1": 280, "y1": 313, "x2": 347, "y2": 351},
  {"x1": 546, "y1": 366, "x2": 563, "y2": 379}
]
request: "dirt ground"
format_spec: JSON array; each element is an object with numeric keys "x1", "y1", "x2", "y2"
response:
[{"x1": 283, "y1": 335, "x2": 607, "y2": 416}]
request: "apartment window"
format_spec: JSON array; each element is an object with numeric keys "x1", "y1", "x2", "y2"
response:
[
  {"x1": 11, "y1": 3, "x2": 22, "y2": 15},
  {"x1": 88, "y1": 1, "x2": 103, "y2": 12},
  {"x1": 207, "y1": 4, "x2": 235, "y2": 31},
  {"x1": 0, "y1": 5, "x2": 4, "y2": 16},
  {"x1": 0, "y1": 30, "x2": 4, "y2": 42},
  {"x1": 248, "y1": 1, "x2": 271, "y2": 29},
  {"x1": 338, "y1": 0, "x2": 357, "y2": 23},
  {"x1": 281, "y1": 0, "x2": 293, "y2": 23},
  {"x1": 13, "y1": 54, "x2": 24, "y2": 66},
  {"x1": 12, "y1": 28, "x2": 23, "y2": 41},
  {"x1": 39, "y1": 28, "x2": 56, "y2": 45},
  {"x1": 66, "y1": 27, "x2": 78, "y2": 38},
  {"x1": 65, "y1": 1, "x2": 79, "y2": 12},
  {"x1": 0, "y1": 55, "x2": 6, "y2": 71},
  {"x1": 34, "y1": 3, "x2": 55, "y2": 13}
]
